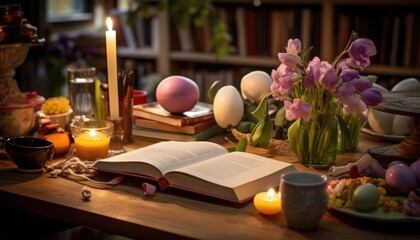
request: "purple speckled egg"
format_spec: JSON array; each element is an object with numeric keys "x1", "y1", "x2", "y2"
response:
[
  {"x1": 156, "y1": 76, "x2": 199, "y2": 114},
  {"x1": 385, "y1": 163, "x2": 417, "y2": 195}
]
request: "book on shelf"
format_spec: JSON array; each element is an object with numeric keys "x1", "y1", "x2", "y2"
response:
[
  {"x1": 92, "y1": 141, "x2": 297, "y2": 203},
  {"x1": 132, "y1": 124, "x2": 225, "y2": 142},
  {"x1": 133, "y1": 102, "x2": 214, "y2": 127},
  {"x1": 134, "y1": 117, "x2": 217, "y2": 135}
]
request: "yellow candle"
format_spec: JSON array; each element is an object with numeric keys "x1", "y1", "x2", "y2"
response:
[
  {"x1": 74, "y1": 130, "x2": 110, "y2": 161},
  {"x1": 253, "y1": 189, "x2": 281, "y2": 215},
  {"x1": 105, "y1": 17, "x2": 119, "y2": 120}
]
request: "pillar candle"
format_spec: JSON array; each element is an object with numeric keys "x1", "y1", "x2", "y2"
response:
[
  {"x1": 253, "y1": 188, "x2": 281, "y2": 215},
  {"x1": 105, "y1": 17, "x2": 119, "y2": 120}
]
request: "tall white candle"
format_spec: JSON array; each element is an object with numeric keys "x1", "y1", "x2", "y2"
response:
[{"x1": 105, "y1": 17, "x2": 119, "y2": 120}]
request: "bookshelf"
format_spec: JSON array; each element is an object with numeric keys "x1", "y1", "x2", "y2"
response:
[{"x1": 115, "y1": 0, "x2": 420, "y2": 100}]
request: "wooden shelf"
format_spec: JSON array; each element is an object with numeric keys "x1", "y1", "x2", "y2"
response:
[
  {"x1": 117, "y1": 47, "x2": 157, "y2": 60},
  {"x1": 171, "y1": 52, "x2": 278, "y2": 68},
  {"x1": 114, "y1": 0, "x2": 420, "y2": 87}
]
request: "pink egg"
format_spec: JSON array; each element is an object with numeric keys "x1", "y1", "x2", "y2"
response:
[
  {"x1": 385, "y1": 163, "x2": 417, "y2": 195},
  {"x1": 156, "y1": 76, "x2": 199, "y2": 113},
  {"x1": 410, "y1": 159, "x2": 420, "y2": 184}
]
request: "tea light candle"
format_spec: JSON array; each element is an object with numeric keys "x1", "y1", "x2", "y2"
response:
[
  {"x1": 74, "y1": 130, "x2": 111, "y2": 161},
  {"x1": 253, "y1": 188, "x2": 281, "y2": 215}
]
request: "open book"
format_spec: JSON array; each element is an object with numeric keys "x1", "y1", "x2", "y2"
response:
[{"x1": 92, "y1": 141, "x2": 296, "y2": 203}]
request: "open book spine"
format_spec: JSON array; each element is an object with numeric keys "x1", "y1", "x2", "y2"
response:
[{"x1": 158, "y1": 177, "x2": 170, "y2": 190}]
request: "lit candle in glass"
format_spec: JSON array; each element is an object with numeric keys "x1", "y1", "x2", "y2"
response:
[
  {"x1": 74, "y1": 130, "x2": 111, "y2": 161},
  {"x1": 105, "y1": 17, "x2": 119, "y2": 120},
  {"x1": 253, "y1": 188, "x2": 281, "y2": 215}
]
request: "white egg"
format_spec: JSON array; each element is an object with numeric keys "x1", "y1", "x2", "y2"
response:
[
  {"x1": 213, "y1": 86, "x2": 244, "y2": 128},
  {"x1": 240, "y1": 71, "x2": 272, "y2": 103},
  {"x1": 367, "y1": 108, "x2": 394, "y2": 135},
  {"x1": 392, "y1": 115, "x2": 414, "y2": 136},
  {"x1": 388, "y1": 78, "x2": 419, "y2": 135},
  {"x1": 352, "y1": 183, "x2": 380, "y2": 211},
  {"x1": 391, "y1": 78, "x2": 420, "y2": 92}
]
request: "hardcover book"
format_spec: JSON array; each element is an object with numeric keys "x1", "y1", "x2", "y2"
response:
[
  {"x1": 92, "y1": 141, "x2": 296, "y2": 203},
  {"x1": 133, "y1": 102, "x2": 214, "y2": 127},
  {"x1": 133, "y1": 118, "x2": 217, "y2": 135},
  {"x1": 132, "y1": 124, "x2": 225, "y2": 142}
]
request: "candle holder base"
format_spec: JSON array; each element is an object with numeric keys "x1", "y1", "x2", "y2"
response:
[{"x1": 108, "y1": 118, "x2": 125, "y2": 156}]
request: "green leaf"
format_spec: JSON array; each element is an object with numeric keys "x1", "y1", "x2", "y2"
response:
[
  {"x1": 251, "y1": 94, "x2": 269, "y2": 121},
  {"x1": 337, "y1": 113, "x2": 350, "y2": 140},
  {"x1": 274, "y1": 107, "x2": 286, "y2": 127},
  {"x1": 250, "y1": 118, "x2": 272, "y2": 148},
  {"x1": 258, "y1": 119, "x2": 273, "y2": 148},
  {"x1": 236, "y1": 121, "x2": 253, "y2": 133},
  {"x1": 363, "y1": 75, "x2": 378, "y2": 84},
  {"x1": 207, "y1": 80, "x2": 220, "y2": 103},
  {"x1": 236, "y1": 138, "x2": 248, "y2": 152}
]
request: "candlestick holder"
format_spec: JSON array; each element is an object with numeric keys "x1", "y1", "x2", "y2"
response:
[{"x1": 108, "y1": 118, "x2": 125, "y2": 156}]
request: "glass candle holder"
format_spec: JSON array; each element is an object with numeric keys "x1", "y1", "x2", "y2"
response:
[{"x1": 70, "y1": 119, "x2": 113, "y2": 161}]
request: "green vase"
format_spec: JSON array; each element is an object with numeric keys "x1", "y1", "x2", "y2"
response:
[
  {"x1": 337, "y1": 112, "x2": 364, "y2": 152},
  {"x1": 288, "y1": 115, "x2": 339, "y2": 169}
]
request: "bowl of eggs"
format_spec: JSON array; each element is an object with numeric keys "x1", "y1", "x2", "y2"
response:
[{"x1": 365, "y1": 78, "x2": 420, "y2": 140}]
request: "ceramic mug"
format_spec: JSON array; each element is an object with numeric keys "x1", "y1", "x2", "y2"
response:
[{"x1": 280, "y1": 171, "x2": 328, "y2": 230}]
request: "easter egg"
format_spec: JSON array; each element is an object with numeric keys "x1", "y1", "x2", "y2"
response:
[
  {"x1": 409, "y1": 159, "x2": 420, "y2": 184},
  {"x1": 156, "y1": 76, "x2": 199, "y2": 114},
  {"x1": 391, "y1": 78, "x2": 420, "y2": 92},
  {"x1": 351, "y1": 183, "x2": 380, "y2": 211},
  {"x1": 367, "y1": 108, "x2": 394, "y2": 135},
  {"x1": 213, "y1": 86, "x2": 244, "y2": 128},
  {"x1": 385, "y1": 163, "x2": 417, "y2": 195},
  {"x1": 240, "y1": 71, "x2": 272, "y2": 103}
]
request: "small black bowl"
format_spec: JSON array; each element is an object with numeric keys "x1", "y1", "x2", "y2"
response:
[{"x1": 5, "y1": 137, "x2": 54, "y2": 172}]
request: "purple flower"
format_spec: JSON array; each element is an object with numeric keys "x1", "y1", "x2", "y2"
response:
[
  {"x1": 340, "y1": 69, "x2": 359, "y2": 82},
  {"x1": 348, "y1": 38, "x2": 377, "y2": 71},
  {"x1": 352, "y1": 77, "x2": 372, "y2": 92},
  {"x1": 360, "y1": 88, "x2": 383, "y2": 106},
  {"x1": 286, "y1": 39, "x2": 301, "y2": 54},
  {"x1": 307, "y1": 57, "x2": 322, "y2": 85},
  {"x1": 319, "y1": 61, "x2": 339, "y2": 90},
  {"x1": 278, "y1": 53, "x2": 301, "y2": 68},
  {"x1": 284, "y1": 99, "x2": 311, "y2": 122}
]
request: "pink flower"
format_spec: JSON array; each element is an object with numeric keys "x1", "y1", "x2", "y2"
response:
[
  {"x1": 348, "y1": 38, "x2": 377, "y2": 71},
  {"x1": 284, "y1": 99, "x2": 311, "y2": 122},
  {"x1": 307, "y1": 57, "x2": 321, "y2": 81},
  {"x1": 278, "y1": 53, "x2": 301, "y2": 68},
  {"x1": 319, "y1": 61, "x2": 339, "y2": 90},
  {"x1": 286, "y1": 39, "x2": 301, "y2": 54}
]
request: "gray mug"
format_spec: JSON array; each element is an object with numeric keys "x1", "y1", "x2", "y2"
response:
[{"x1": 280, "y1": 171, "x2": 328, "y2": 230}]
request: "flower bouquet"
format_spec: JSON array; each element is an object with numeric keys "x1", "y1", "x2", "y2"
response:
[{"x1": 248, "y1": 32, "x2": 383, "y2": 168}]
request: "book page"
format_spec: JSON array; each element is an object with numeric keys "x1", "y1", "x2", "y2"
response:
[
  {"x1": 95, "y1": 141, "x2": 228, "y2": 174},
  {"x1": 167, "y1": 151, "x2": 293, "y2": 188}
]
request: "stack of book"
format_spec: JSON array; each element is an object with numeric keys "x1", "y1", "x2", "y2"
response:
[{"x1": 132, "y1": 102, "x2": 225, "y2": 141}]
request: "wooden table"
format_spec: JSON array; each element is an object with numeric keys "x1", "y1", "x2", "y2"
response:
[{"x1": 0, "y1": 132, "x2": 419, "y2": 239}]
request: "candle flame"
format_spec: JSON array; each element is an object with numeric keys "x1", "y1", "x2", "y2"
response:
[
  {"x1": 106, "y1": 17, "x2": 113, "y2": 31},
  {"x1": 88, "y1": 130, "x2": 98, "y2": 137},
  {"x1": 267, "y1": 188, "x2": 275, "y2": 200}
]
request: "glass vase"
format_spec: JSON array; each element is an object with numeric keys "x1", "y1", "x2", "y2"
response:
[
  {"x1": 337, "y1": 112, "x2": 364, "y2": 152},
  {"x1": 288, "y1": 115, "x2": 339, "y2": 169}
]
